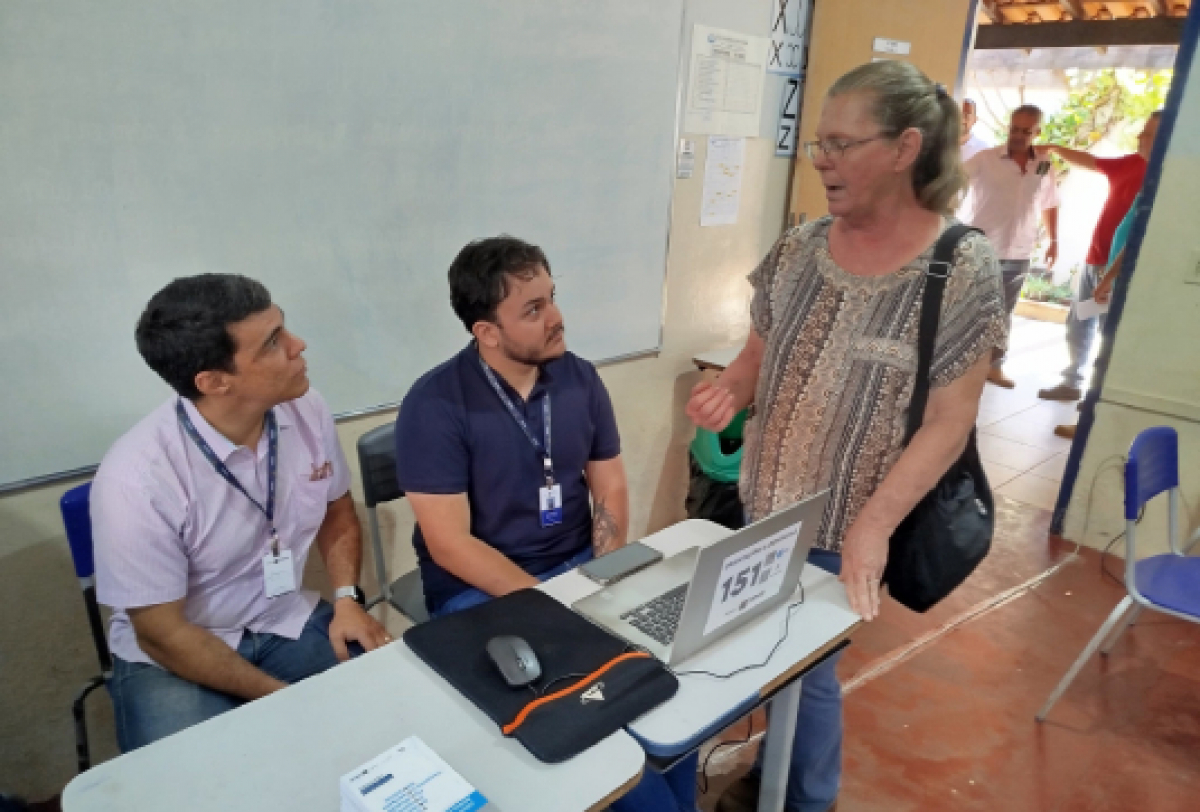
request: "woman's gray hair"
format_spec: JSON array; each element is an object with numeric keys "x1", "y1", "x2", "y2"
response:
[{"x1": 828, "y1": 61, "x2": 964, "y2": 214}]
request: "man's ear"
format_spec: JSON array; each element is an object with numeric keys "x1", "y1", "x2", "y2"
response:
[
  {"x1": 472, "y1": 319, "x2": 501, "y2": 350},
  {"x1": 194, "y1": 369, "x2": 232, "y2": 398}
]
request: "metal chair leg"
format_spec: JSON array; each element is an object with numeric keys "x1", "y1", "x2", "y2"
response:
[
  {"x1": 73, "y1": 676, "x2": 106, "y2": 772},
  {"x1": 1100, "y1": 603, "x2": 1145, "y2": 656},
  {"x1": 1037, "y1": 596, "x2": 1133, "y2": 722}
]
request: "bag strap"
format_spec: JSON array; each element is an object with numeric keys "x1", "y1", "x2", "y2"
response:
[{"x1": 904, "y1": 224, "x2": 982, "y2": 446}]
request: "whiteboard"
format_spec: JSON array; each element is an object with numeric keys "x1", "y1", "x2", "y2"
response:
[{"x1": 0, "y1": 1, "x2": 685, "y2": 488}]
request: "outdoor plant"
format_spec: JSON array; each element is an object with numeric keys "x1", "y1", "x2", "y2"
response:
[
  {"x1": 1021, "y1": 273, "x2": 1075, "y2": 306},
  {"x1": 993, "y1": 69, "x2": 1171, "y2": 175}
]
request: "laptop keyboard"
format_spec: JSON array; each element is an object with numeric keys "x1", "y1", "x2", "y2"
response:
[{"x1": 620, "y1": 584, "x2": 689, "y2": 646}]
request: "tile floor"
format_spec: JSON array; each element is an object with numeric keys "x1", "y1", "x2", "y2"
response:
[
  {"x1": 697, "y1": 497, "x2": 1200, "y2": 812},
  {"x1": 694, "y1": 320, "x2": 1200, "y2": 810},
  {"x1": 976, "y1": 317, "x2": 1082, "y2": 514}
]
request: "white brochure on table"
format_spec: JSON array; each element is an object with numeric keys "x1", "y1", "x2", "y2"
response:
[
  {"x1": 700, "y1": 136, "x2": 746, "y2": 227},
  {"x1": 340, "y1": 736, "x2": 487, "y2": 812},
  {"x1": 702, "y1": 522, "x2": 802, "y2": 636},
  {"x1": 685, "y1": 25, "x2": 768, "y2": 136}
]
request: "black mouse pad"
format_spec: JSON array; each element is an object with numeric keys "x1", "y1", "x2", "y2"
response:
[{"x1": 403, "y1": 588, "x2": 678, "y2": 763}]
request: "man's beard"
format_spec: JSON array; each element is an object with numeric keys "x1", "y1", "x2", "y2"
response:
[{"x1": 500, "y1": 327, "x2": 565, "y2": 366}]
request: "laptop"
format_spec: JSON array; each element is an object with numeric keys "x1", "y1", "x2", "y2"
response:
[{"x1": 573, "y1": 490, "x2": 829, "y2": 666}]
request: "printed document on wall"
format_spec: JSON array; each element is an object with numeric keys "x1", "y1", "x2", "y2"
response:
[
  {"x1": 700, "y1": 137, "x2": 746, "y2": 227},
  {"x1": 685, "y1": 25, "x2": 768, "y2": 137}
]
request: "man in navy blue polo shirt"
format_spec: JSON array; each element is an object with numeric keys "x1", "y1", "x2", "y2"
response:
[
  {"x1": 395, "y1": 236, "x2": 629, "y2": 618},
  {"x1": 396, "y1": 236, "x2": 701, "y2": 812}
]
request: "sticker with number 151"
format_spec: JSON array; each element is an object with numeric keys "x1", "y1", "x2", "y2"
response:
[{"x1": 702, "y1": 524, "x2": 802, "y2": 636}]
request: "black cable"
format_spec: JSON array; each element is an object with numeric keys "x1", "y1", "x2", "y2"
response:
[
  {"x1": 671, "y1": 584, "x2": 805, "y2": 680},
  {"x1": 1100, "y1": 504, "x2": 1146, "y2": 586},
  {"x1": 1080, "y1": 454, "x2": 1126, "y2": 550},
  {"x1": 696, "y1": 714, "x2": 754, "y2": 795},
  {"x1": 1099, "y1": 531, "x2": 1126, "y2": 586},
  {"x1": 529, "y1": 648, "x2": 654, "y2": 698},
  {"x1": 529, "y1": 671, "x2": 593, "y2": 698}
]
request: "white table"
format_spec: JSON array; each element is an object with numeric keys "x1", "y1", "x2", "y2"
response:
[
  {"x1": 541, "y1": 520, "x2": 861, "y2": 812},
  {"x1": 62, "y1": 638, "x2": 644, "y2": 812},
  {"x1": 692, "y1": 344, "x2": 742, "y2": 372},
  {"x1": 63, "y1": 520, "x2": 856, "y2": 812}
]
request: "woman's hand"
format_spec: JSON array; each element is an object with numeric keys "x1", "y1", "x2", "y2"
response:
[
  {"x1": 685, "y1": 381, "x2": 736, "y2": 432},
  {"x1": 839, "y1": 516, "x2": 891, "y2": 621},
  {"x1": 1094, "y1": 271, "x2": 1115, "y2": 304}
]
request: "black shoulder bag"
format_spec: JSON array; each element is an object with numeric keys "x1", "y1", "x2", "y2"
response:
[{"x1": 882, "y1": 224, "x2": 994, "y2": 613}]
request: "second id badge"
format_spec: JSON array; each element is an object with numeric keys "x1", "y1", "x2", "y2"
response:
[
  {"x1": 262, "y1": 550, "x2": 297, "y2": 599},
  {"x1": 539, "y1": 484, "x2": 563, "y2": 528}
]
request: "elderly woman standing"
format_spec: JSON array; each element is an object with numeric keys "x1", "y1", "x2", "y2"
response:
[{"x1": 687, "y1": 61, "x2": 1007, "y2": 812}]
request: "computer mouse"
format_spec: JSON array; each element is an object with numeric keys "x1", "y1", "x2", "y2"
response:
[{"x1": 485, "y1": 635, "x2": 542, "y2": 687}]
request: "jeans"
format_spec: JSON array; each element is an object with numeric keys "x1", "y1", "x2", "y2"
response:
[
  {"x1": 610, "y1": 754, "x2": 699, "y2": 812},
  {"x1": 109, "y1": 600, "x2": 343, "y2": 752},
  {"x1": 431, "y1": 545, "x2": 699, "y2": 812},
  {"x1": 431, "y1": 546, "x2": 596, "y2": 618},
  {"x1": 993, "y1": 259, "x2": 1031, "y2": 367},
  {"x1": 751, "y1": 547, "x2": 844, "y2": 812},
  {"x1": 1060, "y1": 263, "x2": 1108, "y2": 388}
]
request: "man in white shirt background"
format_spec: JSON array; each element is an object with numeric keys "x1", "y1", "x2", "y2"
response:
[{"x1": 961, "y1": 104, "x2": 1060, "y2": 388}]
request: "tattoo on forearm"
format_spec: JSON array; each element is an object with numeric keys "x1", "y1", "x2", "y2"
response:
[{"x1": 592, "y1": 498, "x2": 620, "y2": 555}]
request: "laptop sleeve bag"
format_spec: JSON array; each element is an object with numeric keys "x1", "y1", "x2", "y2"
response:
[{"x1": 403, "y1": 588, "x2": 678, "y2": 763}]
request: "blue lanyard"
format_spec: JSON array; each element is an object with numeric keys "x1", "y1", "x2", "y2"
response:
[
  {"x1": 176, "y1": 401, "x2": 282, "y2": 556},
  {"x1": 478, "y1": 358, "x2": 555, "y2": 486}
]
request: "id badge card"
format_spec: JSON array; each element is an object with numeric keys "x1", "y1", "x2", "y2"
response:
[
  {"x1": 262, "y1": 550, "x2": 297, "y2": 599},
  {"x1": 539, "y1": 484, "x2": 563, "y2": 528}
]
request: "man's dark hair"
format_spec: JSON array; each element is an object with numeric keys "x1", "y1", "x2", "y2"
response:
[
  {"x1": 135, "y1": 274, "x2": 273, "y2": 400},
  {"x1": 448, "y1": 236, "x2": 551, "y2": 333},
  {"x1": 1011, "y1": 104, "x2": 1044, "y2": 122}
]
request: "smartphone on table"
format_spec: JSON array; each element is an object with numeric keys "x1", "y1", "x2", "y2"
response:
[{"x1": 579, "y1": 542, "x2": 664, "y2": 586}]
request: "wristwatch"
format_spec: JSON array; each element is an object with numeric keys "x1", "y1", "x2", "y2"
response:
[{"x1": 334, "y1": 585, "x2": 366, "y2": 606}]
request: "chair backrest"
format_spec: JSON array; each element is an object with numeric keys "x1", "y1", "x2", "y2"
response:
[
  {"x1": 59, "y1": 481, "x2": 113, "y2": 672},
  {"x1": 1125, "y1": 427, "x2": 1179, "y2": 521},
  {"x1": 60, "y1": 482, "x2": 96, "y2": 582},
  {"x1": 357, "y1": 422, "x2": 404, "y2": 508}
]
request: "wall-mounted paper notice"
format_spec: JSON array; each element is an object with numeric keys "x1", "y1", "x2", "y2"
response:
[
  {"x1": 685, "y1": 25, "x2": 768, "y2": 137},
  {"x1": 701, "y1": 136, "x2": 746, "y2": 227},
  {"x1": 775, "y1": 76, "x2": 801, "y2": 157},
  {"x1": 768, "y1": 0, "x2": 808, "y2": 75},
  {"x1": 677, "y1": 138, "x2": 696, "y2": 178}
]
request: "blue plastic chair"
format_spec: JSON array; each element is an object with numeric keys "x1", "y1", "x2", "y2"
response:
[
  {"x1": 1037, "y1": 427, "x2": 1200, "y2": 721},
  {"x1": 59, "y1": 482, "x2": 114, "y2": 771}
]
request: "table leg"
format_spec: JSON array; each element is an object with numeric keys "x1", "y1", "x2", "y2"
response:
[{"x1": 757, "y1": 677, "x2": 801, "y2": 812}]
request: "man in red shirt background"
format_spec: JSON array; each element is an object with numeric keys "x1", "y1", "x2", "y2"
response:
[{"x1": 1037, "y1": 112, "x2": 1161, "y2": 402}]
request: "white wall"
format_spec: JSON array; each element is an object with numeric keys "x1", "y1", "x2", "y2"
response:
[
  {"x1": 1063, "y1": 37, "x2": 1200, "y2": 557},
  {"x1": 0, "y1": 0, "x2": 792, "y2": 798}
]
